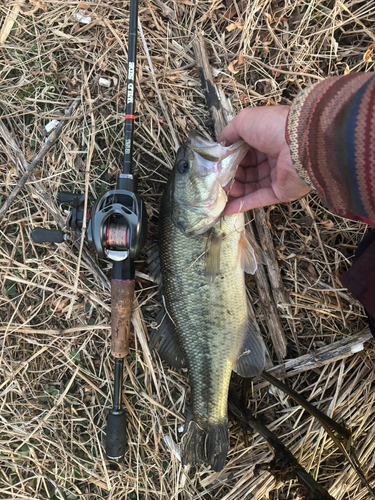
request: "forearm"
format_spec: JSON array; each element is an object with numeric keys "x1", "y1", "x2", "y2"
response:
[{"x1": 286, "y1": 73, "x2": 375, "y2": 226}]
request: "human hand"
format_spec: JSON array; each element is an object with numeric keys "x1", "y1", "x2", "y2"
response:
[{"x1": 218, "y1": 106, "x2": 311, "y2": 214}]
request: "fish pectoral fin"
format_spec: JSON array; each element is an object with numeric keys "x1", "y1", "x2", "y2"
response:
[
  {"x1": 181, "y1": 419, "x2": 229, "y2": 473},
  {"x1": 149, "y1": 306, "x2": 186, "y2": 369},
  {"x1": 205, "y1": 230, "x2": 223, "y2": 283},
  {"x1": 239, "y1": 230, "x2": 257, "y2": 275},
  {"x1": 233, "y1": 320, "x2": 266, "y2": 377}
]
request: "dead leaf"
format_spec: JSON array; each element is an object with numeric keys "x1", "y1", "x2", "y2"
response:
[
  {"x1": 264, "y1": 13, "x2": 272, "y2": 23},
  {"x1": 226, "y1": 22, "x2": 243, "y2": 32},
  {"x1": 228, "y1": 61, "x2": 237, "y2": 73},
  {"x1": 307, "y1": 263, "x2": 317, "y2": 277},
  {"x1": 363, "y1": 44, "x2": 375, "y2": 62},
  {"x1": 320, "y1": 219, "x2": 334, "y2": 228},
  {"x1": 20, "y1": 1, "x2": 41, "y2": 16},
  {"x1": 344, "y1": 65, "x2": 350, "y2": 75},
  {"x1": 238, "y1": 51, "x2": 245, "y2": 65},
  {"x1": 5, "y1": 167, "x2": 15, "y2": 188},
  {"x1": 276, "y1": 245, "x2": 286, "y2": 260}
]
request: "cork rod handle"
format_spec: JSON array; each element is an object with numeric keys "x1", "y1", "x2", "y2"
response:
[{"x1": 111, "y1": 279, "x2": 135, "y2": 358}]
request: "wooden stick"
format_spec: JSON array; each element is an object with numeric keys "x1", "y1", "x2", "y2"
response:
[
  {"x1": 253, "y1": 327, "x2": 373, "y2": 392},
  {"x1": 247, "y1": 221, "x2": 288, "y2": 359},
  {"x1": 253, "y1": 208, "x2": 289, "y2": 310},
  {"x1": 193, "y1": 36, "x2": 226, "y2": 140},
  {"x1": 192, "y1": 32, "x2": 287, "y2": 359}
]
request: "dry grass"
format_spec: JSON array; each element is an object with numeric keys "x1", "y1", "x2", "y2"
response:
[{"x1": 1, "y1": 0, "x2": 375, "y2": 499}]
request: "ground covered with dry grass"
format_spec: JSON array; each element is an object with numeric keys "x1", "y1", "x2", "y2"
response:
[{"x1": 1, "y1": 0, "x2": 375, "y2": 499}]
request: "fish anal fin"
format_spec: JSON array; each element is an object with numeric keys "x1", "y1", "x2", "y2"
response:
[
  {"x1": 233, "y1": 320, "x2": 266, "y2": 377},
  {"x1": 150, "y1": 307, "x2": 186, "y2": 369},
  {"x1": 205, "y1": 231, "x2": 223, "y2": 283},
  {"x1": 239, "y1": 230, "x2": 257, "y2": 275}
]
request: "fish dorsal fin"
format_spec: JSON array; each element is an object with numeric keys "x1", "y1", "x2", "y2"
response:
[
  {"x1": 149, "y1": 307, "x2": 186, "y2": 369},
  {"x1": 205, "y1": 230, "x2": 223, "y2": 283},
  {"x1": 233, "y1": 319, "x2": 266, "y2": 377},
  {"x1": 239, "y1": 229, "x2": 257, "y2": 275}
]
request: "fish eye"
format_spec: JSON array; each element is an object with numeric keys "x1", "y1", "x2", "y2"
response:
[{"x1": 177, "y1": 159, "x2": 189, "y2": 174}]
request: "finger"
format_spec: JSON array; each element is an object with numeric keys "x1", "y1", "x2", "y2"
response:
[
  {"x1": 227, "y1": 176, "x2": 272, "y2": 198},
  {"x1": 237, "y1": 148, "x2": 268, "y2": 168},
  {"x1": 223, "y1": 188, "x2": 283, "y2": 214},
  {"x1": 234, "y1": 160, "x2": 271, "y2": 184},
  {"x1": 218, "y1": 106, "x2": 290, "y2": 158}
]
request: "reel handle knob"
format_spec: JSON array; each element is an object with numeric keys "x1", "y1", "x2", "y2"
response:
[
  {"x1": 57, "y1": 192, "x2": 85, "y2": 205},
  {"x1": 31, "y1": 228, "x2": 66, "y2": 244}
]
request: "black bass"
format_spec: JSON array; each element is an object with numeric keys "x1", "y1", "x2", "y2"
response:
[{"x1": 149, "y1": 131, "x2": 266, "y2": 471}]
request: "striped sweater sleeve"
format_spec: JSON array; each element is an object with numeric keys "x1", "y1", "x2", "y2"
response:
[{"x1": 286, "y1": 73, "x2": 375, "y2": 226}]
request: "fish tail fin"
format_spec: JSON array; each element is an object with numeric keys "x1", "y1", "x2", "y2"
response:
[{"x1": 181, "y1": 420, "x2": 229, "y2": 472}]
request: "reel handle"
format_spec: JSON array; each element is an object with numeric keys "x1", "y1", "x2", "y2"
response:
[
  {"x1": 31, "y1": 228, "x2": 66, "y2": 244},
  {"x1": 57, "y1": 191, "x2": 85, "y2": 204}
]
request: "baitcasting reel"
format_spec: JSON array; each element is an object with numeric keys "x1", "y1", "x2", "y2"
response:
[{"x1": 31, "y1": 174, "x2": 147, "y2": 266}]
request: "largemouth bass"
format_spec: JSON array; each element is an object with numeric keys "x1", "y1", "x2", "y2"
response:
[{"x1": 149, "y1": 131, "x2": 266, "y2": 471}]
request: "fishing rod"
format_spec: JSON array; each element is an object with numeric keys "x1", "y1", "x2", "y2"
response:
[{"x1": 31, "y1": 0, "x2": 146, "y2": 461}]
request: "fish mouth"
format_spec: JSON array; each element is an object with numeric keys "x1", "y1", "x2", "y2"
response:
[{"x1": 187, "y1": 130, "x2": 248, "y2": 186}]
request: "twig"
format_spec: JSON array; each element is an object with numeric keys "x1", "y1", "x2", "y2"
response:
[
  {"x1": 65, "y1": 71, "x2": 94, "y2": 319},
  {"x1": 228, "y1": 394, "x2": 336, "y2": 500},
  {"x1": 244, "y1": 55, "x2": 324, "y2": 81},
  {"x1": 192, "y1": 34, "x2": 227, "y2": 139},
  {"x1": 137, "y1": 18, "x2": 180, "y2": 152},
  {"x1": 0, "y1": 0, "x2": 25, "y2": 44},
  {"x1": 151, "y1": 0, "x2": 176, "y2": 20},
  {"x1": 247, "y1": 222, "x2": 288, "y2": 359},
  {"x1": 252, "y1": 208, "x2": 291, "y2": 322},
  {"x1": 0, "y1": 97, "x2": 80, "y2": 225},
  {"x1": 261, "y1": 371, "x2": 352, "y2": 444}
]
